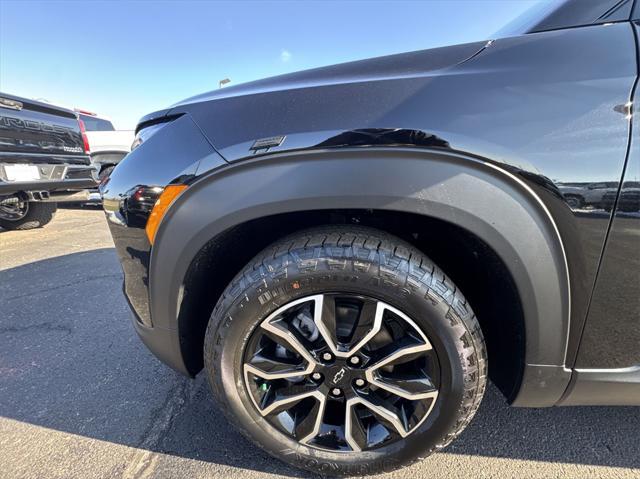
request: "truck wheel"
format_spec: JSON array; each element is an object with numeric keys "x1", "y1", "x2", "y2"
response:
[
  {"x1": 203, "y1": 226, "x2": 487, "y2": 476},
  {"x1": 0, "y1": 201, "x2": 57, "y2": 230}
]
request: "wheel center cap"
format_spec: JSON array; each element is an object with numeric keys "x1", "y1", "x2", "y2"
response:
[{"x1": 325, "y1": 362, "x2": 358, "y2": 386}]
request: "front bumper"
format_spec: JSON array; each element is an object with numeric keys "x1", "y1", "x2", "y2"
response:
[
  {"x1": 127, "y1": 294, "x2": 191, "y2": 376},
  {"x1": 101, "y1": 114, "x2": 216, "y2": 328}
]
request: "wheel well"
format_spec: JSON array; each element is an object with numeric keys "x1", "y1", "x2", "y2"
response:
[{"x1": 178, "y1": 209, "x2": 525, "y2": 401}]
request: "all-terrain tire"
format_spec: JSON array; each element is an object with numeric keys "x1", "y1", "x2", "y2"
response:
[{"x1": 203, "y1": 226, "x2": 487, "y2": 476}]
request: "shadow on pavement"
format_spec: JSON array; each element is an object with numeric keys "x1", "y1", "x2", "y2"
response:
[{"x1": 0, "y1": 249, "x2": 639, "y2": 475}]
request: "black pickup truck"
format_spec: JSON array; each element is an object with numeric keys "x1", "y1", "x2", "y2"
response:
[{"x1": 0, "y1": 93, "x2": 96, "y2": 230}]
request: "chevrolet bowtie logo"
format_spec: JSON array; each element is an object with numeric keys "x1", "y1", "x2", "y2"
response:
[{"x1": 332, "y1": 367, "x2": 346, "y2": 384}]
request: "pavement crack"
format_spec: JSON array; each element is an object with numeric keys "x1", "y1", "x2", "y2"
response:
[
  {"x1": 137, "y1": 378, "x2": 191, "y2": 449},
  {"x1": 122, "y1": 375, "x2": 200, "y2": 479},
  {"x1": 0, "y1": 322, "x2": 72, "y2": 335},
  {"x1": 1, "y1": 273, "x2": 122, "y2": 302}
]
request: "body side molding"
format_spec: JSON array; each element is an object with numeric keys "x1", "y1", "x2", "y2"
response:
[{"x1": 559, "y1": 366, "x2": 640, "y2": 406}]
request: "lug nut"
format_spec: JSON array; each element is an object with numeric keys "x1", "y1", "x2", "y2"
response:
[
  {"x1": 322, "y1": 352, "x2": 333, "y2": 362},
  {"x1": 311, "y1": 372, "x2": 323, "y2": 382},
  {"x1": 354, "y1": 378, "x2": 366, "y2": 387},
  {"x1": 349, "y1": 356, "x2": 361, "y2": 366},
  {"x1": 331, "y1": 388, "x2": 342, "y2": 397}
]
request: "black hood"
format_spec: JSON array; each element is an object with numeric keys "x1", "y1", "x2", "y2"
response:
[{"x1": 171, "y1": 40, "x2": 489, "y2": 108}]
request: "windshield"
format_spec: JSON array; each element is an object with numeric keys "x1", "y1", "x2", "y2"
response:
[
  {"x1": 493, "y1": 0, "x2": 563, "y2": 38},
  {"x1": 80, "y1": 114, "x2": 115, "y2": 131}
]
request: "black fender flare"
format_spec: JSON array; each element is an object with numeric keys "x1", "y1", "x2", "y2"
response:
[{"x1": 151, "y1": 147, "x2": 572, "y2": 406}]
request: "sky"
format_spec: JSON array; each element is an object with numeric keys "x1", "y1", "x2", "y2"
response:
[{"x1": 0, "y1": 0, "x2": 539, "y2": 129}]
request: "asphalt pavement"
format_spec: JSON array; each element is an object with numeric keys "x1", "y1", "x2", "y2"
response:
[{"x1": 0, "y1": 207, "x2": 638, "y2": 479}]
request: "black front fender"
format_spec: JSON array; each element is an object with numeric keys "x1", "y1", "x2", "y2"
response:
[{"x1": 150, "y1": 147, "x2": 571, "y2": 406}]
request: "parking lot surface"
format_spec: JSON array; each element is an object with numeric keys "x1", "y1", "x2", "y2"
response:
[{"x1": 1, "y1": 207, "x2": 639, "y2": 479}]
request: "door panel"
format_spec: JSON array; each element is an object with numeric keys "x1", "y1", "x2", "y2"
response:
[
  {"x1": 576, "y1": 20, "x2": 640, "y2": 367},
  {"x1": 576, "y1": 129, "x2": 640, "y2": 368}
]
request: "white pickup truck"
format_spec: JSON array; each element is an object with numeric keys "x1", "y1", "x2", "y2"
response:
[{"x1": 76, "y1": 110, "x2": 134, "y2": 202}]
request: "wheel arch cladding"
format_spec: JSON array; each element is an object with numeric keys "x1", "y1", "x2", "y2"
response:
[{"x1": 150, "y1": 147, "x2": 571, "y2": 406}]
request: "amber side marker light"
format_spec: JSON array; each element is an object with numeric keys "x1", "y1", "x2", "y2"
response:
[{"x1": 145, "y1": 184, "x2": 188, "y2": 244}]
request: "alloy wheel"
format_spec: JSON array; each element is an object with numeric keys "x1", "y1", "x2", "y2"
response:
[
  {"x1": 0, "y1": 198, "x2": 28, "y2": 221},
  {"x1": 243, "y1": 293, "x2": 440, "y2": 452}
]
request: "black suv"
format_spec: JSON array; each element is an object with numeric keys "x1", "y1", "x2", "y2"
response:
[{"x1": 101, "y1": 0, "x2": 640, "y2": 475}]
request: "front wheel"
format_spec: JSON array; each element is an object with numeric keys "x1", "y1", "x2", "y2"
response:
[
  {"x1": 204, "y1": 226, "x2": 487, "y2": 476},
  {"x1": 0, "y1": 200, "x2": 57, "y2": 230}
]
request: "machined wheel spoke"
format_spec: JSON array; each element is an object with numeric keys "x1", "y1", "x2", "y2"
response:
[
  {"x1": 347, "y1": 299, "x2": 379, "y2": 353},
  {"x1": 366, "y1": 333, "x2": 426, "y2": 364},
  {"x1": 344, "y1": 400, "x2": 368, "y2": 451},
  {"x1": 347, "y1": 394, "x2": 409, "y2": 439},
  {"x1": 366, "y1": 341, "x2": 436, "y2": 400},
  {"x1": 370, "y1": 371, "x2": 438, "y2": 400},
  {"x1": 260, "y1": 300, "x2": 319, "y2": 366},
  {"x1": 244, "y1": 349, "x2": 310, "y2": 380},
  {"x1": 318, "y1": 294, "x2": 339, "y2": 350},
  {"x1": 316, "y1": 296, "x2": 383, "y2": 357},
  {"x1": 260, "y1": 386, "x2": 324, "y2": 416},
  {"x1": 298, "y1": 395, "x2": 327, "y2": 443},
  {"x1": 367, "y1": 341, "x2": 432, "y2": 372}
]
